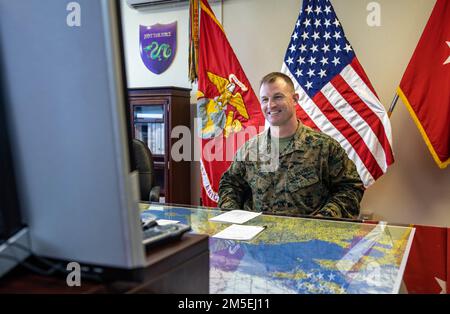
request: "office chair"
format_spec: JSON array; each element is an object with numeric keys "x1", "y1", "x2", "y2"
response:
[{"x1": 132, "y1": 138, "x2": 161, "y2": 202}]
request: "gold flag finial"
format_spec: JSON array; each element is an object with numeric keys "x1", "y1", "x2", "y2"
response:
[{"x1": 188, "y1": 0, "x2": 200, "y2": 83}]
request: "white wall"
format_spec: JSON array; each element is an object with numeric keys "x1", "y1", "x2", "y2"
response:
[
  {"x1": 121, "y1": 0, "x2": 221, "y2": 91},
  {"x1": 121, "y1": 0, "x2": 450, "y2": 227}
]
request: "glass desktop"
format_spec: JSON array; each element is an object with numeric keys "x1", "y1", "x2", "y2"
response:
[{"x1": 140, "y1": 203, "x2": 415, "y2": 294}]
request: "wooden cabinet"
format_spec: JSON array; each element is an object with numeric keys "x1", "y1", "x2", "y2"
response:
[{"x1": 128, "y1": 87, "x2": 191, "y2": 205}]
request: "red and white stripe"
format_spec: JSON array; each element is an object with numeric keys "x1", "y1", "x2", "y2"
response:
[{"x1": 282, "y1": 58, "x2": 394, "y2": 187}]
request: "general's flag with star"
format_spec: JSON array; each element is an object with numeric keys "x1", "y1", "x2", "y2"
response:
[
  {"x1": 403, "y1": 225, "x2": 448, "y2": 294},
  {"x1": 398, "y1": 0, "x2": 450, "y2": 169},
  {"x1": 281, "y1": 0, "x2": 394, "y2": 187}
]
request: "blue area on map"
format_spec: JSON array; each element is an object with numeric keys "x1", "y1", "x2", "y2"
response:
[{"x1": 210, "y1": 238, "x2": 394, "y2": 293}]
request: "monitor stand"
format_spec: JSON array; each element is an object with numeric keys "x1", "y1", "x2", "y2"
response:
[{"x1": 0, "y1": 228, "x2": 30, "y2": 278}]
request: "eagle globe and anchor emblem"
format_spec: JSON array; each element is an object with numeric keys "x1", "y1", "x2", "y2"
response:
[
  {"x1": 139, "y1": 22, "x2": 177, "y2": 74},
  {"x1": 198, "y1": 72, "x2": 250, "y2": 139}
]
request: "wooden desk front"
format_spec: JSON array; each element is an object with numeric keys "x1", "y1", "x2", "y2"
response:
[{"x1": 0, "y1": 233, "x2": 209, "y2": 294}]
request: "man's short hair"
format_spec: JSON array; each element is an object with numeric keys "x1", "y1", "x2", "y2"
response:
[{"x1": 260, "y1": 72, "x2": 295, "y2": 92}]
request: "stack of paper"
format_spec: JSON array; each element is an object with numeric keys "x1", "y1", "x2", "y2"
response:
[
  {"x1": 209, "y1": 210, "x2": 261, "y2": 224},
  {"x1": 212, "y1": 224, "x2": 266, "y2": 241}
]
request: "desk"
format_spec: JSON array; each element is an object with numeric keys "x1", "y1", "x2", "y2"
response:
[{"x1": 141, "y1": 203, "x2": 415, "y2": 294}]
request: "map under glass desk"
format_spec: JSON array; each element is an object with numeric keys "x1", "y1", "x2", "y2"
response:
[{"x1": 140, "y1": 203, "x2": 415, "y2": 294}]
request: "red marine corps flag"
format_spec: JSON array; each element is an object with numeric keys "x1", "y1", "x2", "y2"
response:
[
  {"x1": 191, "y1": 0, "x2": 265, "y2": 207},
  {"x1": 398, "y1": 0, "x2": 450, "y2": 168}
]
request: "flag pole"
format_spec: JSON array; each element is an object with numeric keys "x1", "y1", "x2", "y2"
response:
[
  {"x1": 188, "y1": 0, "x2": 200, "y2": 83},
  {"x1": 388, "y1": 93, "x2": 399, "y2": 118}
]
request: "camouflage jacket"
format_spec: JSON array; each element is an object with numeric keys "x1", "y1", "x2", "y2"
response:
[{"x1": 218, "y1": 123, "x2": 365, "y2": 218}]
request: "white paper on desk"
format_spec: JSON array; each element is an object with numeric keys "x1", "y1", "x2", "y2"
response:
[
  {"x1": 212, "y1": 224, "x2": 265, "y2": 241},
  {"x1": 147, "y1": 204, "x2": 165, "y2": 211},
  {"x1": 209, "y1": 210, "x2": 261, "y2": 224},
  {"x1": 156, "y1": 219, "x2": 180, "y2": 226}
]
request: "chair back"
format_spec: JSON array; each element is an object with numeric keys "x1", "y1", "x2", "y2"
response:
[{"x1": 132, "y1": 138, "x2": 157, "y2": 201}]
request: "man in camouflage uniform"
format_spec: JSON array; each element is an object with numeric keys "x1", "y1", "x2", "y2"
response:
[{"x1": 218, "y1": 72, "x2": 364, "y2": 219}]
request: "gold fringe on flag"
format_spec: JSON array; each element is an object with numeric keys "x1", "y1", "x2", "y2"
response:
[{"x1": 188, "y1": 0, "x2": 200, "y2": 83}]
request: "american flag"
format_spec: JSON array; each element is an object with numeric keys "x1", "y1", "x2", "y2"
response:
[{"x1": 281, "y1": 0, "x2": 394, "y2": 187}]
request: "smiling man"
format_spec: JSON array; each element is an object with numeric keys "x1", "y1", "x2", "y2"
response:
[{"x1": 217, "y1": 72, "x2": 364, "y2": 219}]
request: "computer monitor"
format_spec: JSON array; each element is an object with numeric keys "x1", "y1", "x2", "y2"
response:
[
  {"x1": 0, "y1": 81, "x2": 23, "y2": 244},
  {"x1": 0, "y1": 0, "x2": 146, "y2": 277},
  {"x1": 0, "y1": 58, "x2": 29, "y2": 278}
]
